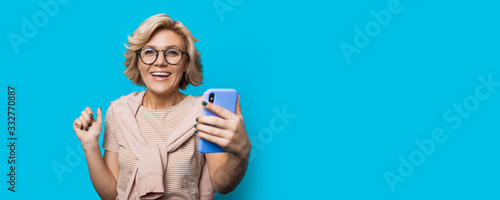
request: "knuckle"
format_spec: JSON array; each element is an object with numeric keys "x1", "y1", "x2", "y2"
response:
[
  {"x1": 208, "y1": 127, "x2": 217, "y2": 135},
  {"x1": 221, "y1": 140, "x2": 230, "y2": 148},
  {"x1": 232, "y1": 125, "x2": 239, "y2": 133},
  {"x1": 202, "y1": 124, "x2": 210, "y2": 131},
  {"x1": 215, "y1": 117, "x2": 224, "y2": 125},
  {"x1": 230, "y1": 122, "x2": 239, "y2": 131},
  {"x1": 227, "y1": 132, "x2": 235, "y2": 141},
  {"x1": 225, "y1": 121, "x2": 236, "y2": 132},
  {"x1": 79, "y1": 117, "x2": 87, "y2": 125},
  {"x1": 207, "y1": 117, "x2": 214, "y2": 125},
  {"x1": 208, "y1": 118, "x2": 217, "y2": 125}
]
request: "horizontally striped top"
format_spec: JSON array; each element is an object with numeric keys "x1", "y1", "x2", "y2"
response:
[{"x1": 103, "y1": 95, "x2": 205, "y2": 200}]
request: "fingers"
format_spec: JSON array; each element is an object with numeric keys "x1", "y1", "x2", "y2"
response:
[
  {"x1": 79, "y1": 116, "x2": 88, "y2": 130},
  {"x1": 195, "y1": 123, "x2": 231, "y2": 138},
  {"x1": 73, "y1": 118, "x2": 83, "y2": 131},
  {"x1": 81, "y1": 108, "x2": 91, "y2": 125},
  {"x1": 78, "y1": 107, "x2": 95, "y2": 131},
  {"x1": 202, "y1": 100, "x2": 238, "y2": 120},
  {"x1": 197, "y1": 116, "x2": 235, "y2": 130},
  {"x1": 85, "y1": 107, "x2": 94, "y2": 122},
  {"x1": 197, "y1": 131, "x2": 229, "y2": 149}
]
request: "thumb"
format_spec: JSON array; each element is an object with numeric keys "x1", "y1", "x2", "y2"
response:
[
  {"x1": 96, "y1": 107, "x2": 103, "y2": 124},
  {"x1": 235, "y1": 94, "x2": 243, "y2": 118}
]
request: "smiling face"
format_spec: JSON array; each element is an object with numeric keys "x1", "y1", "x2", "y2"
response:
[{"x1": 137, "y1": 29, "x2": 187, "y2": 96}]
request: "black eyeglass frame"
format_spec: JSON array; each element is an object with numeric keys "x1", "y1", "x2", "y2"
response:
[{"x1": 137, "y1": 48, "x2": 188, "y2": 65}]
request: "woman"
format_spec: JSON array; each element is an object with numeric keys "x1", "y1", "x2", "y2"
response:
[{"x1": 72, "y1": 14, "x2": 251, "y2": 200}]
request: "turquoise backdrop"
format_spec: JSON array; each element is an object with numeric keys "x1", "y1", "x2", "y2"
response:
[{"x1": 2, "y1": 0, "x2": 500, "y2": 199}]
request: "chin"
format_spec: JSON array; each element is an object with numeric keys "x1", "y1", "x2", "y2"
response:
[
  {"x1": 146, "y1": 81, "x2": 178, "y2": 94},
  {"x1": 149, "y1": 86, "x2": 173, "y2": 95}
]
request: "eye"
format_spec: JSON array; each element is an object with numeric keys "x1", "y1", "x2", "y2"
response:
[
  {"x1": 166, "y1": 49, "x2": 180, "y2": 56},
  {"x1": 143, "y1": 49, "x2": 156, "y2": 55}
]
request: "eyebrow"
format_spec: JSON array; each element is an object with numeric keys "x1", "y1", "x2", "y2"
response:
[{"x1": 143, "y1": 45, "x2": 182, "y2": 50}]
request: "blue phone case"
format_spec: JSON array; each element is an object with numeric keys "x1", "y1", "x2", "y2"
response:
[{"x1": 198, "y1": 88, "x2": 238, "y2": 154}]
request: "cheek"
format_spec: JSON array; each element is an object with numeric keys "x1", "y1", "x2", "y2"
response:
[
  {"x1": 175, "y1": 69, "x2": 185, "y2": 80},
  {"x1": 177, "y1": 62, "x2": 188, "y2": 74},
  {"x1": 137, "y1": 63, "x2": 147, "y2": 75}
]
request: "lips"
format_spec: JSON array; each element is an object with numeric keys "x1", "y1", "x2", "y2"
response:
[{"x1": 150, "y1": 71, "x2": 171, "y2": 81}]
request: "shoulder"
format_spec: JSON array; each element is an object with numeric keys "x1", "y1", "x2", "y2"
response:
[
  {"x1": 176, "y1": 95, "x2": 204, "y2": 114},
  {"x1": 189, "y1": 95, "x2": 205, "y2": 104},
  {"x1": 110, "y1": 91, "x2": 146, "y2": 105},
  {"x1": 108, "y1": 90, "x2": 146, "y2": 115},
  {"x1": 193, "y1": 95, "x2": 203, "y2": 101},
  {"x1": 182, "y1": 95, "x2": 202, "y2": 108},
  {"x1": 107, "y1": 92, "x2": 137, "y2": 117}
]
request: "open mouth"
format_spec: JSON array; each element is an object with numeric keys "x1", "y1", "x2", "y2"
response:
[
  {"x1": 150, "y1": 72, "x2": 172, "y2": 77},
  {"x1": 150, "y1": 71, "x2": 172, "y2": 81}
]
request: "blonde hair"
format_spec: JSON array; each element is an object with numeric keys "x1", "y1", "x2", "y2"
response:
[{"x1": 123, "y1": 14, "x2": 203, "y2": 90}]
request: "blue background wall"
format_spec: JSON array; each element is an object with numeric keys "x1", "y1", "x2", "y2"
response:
[{"x1": 2, "y1": 0, "x2": 500, "y2": 199}]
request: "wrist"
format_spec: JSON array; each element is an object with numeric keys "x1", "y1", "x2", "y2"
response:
[
  {"x1": 81, "y1": 140, "x2": 100, "y2": 153},
  {"x1": 232, "y1": 146, "x2": 251, "y2": 161}
]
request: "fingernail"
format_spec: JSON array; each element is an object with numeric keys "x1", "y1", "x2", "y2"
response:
[
  {"x1": 90, "y1": 113, "x2": 93, "y2": 118},
  {"x1": 88, "y1": 123, "x2": 91, "y2": 127},
  {"x1": 85, "y1": 128, "x2": 88, "y2": 131},
  {"x1": 194, "y1": 130, "x2": 198, "y2": 134},
  {"x1": 80, "y1": 127, "x2": 83, "y2": 130},
  {"x1": 202, "y1": 101, "x2": 207, "y2": 106},
  {"x1": 196, "y1": 117, "x2": 198, "y2": 122},
  {"x1": 194, "y1": 124, "x2": 197, "y2": 128}
]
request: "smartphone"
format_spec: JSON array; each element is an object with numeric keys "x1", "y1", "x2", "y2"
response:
[{"x1": 198, "y1": 88, "x2": 238, "y2": 154}]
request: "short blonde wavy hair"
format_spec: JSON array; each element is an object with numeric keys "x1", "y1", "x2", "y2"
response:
[{"x1": 123, "y1": 14, "x2": 203, "y2": 90}]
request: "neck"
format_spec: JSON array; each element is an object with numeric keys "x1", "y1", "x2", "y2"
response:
[{"x1": 142, "y1": 89, "x2": 186, "y2": 110}]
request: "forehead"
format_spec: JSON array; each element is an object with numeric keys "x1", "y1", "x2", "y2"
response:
[{"x1": 144, "y1": 29, "x2": 185, "y2": 49}]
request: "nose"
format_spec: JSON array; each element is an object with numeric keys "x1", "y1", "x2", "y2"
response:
[{"x1": 153, "y1": 50, "x2": 168, "y2": 67}]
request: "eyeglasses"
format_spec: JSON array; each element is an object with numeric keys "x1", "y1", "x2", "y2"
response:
[{"x1": 137, "y1": 48, "x2": 187, "y2": 65}]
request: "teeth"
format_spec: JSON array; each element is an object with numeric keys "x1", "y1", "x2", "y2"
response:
[{"x1": 151, "y1": 72, "x2": 171, "y2": 76}]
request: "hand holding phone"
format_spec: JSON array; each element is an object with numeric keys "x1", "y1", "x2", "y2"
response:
[{"x1": 198, "y1": 88, "x2": 238, "y2": 154}]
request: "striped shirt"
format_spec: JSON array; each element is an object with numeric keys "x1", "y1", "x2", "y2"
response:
[{"x1": 103, "y1": 95, "x2": 205, "y2": 200}]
